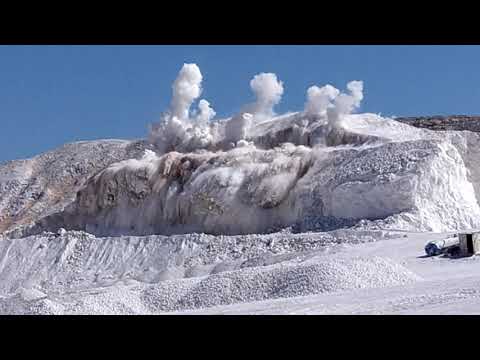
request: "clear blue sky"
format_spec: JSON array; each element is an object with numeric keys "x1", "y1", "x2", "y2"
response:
[{"x1": 1, "y1": 45, "x2": 480, "y2": 162}]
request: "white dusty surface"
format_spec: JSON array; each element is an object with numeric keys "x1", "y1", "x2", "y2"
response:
[
  {"x1": 1, "y1": 230, "x2": 480, "y2": 314},
  {"x1": 176, "y1": 232, "x2": 480, "y2": 315}
]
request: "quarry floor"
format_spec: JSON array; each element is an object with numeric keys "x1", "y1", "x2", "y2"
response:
[
  {"x1": 2, "y1": 230, "x2": 480, "y2": 314},
  {"x1": 175, "y1": 232, "x2": 480, "y2": 315}
]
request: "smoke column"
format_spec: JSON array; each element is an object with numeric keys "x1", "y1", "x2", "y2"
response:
[
  {"x1": 249, "y1": 73, "x2": 284, "y2": 119},
  {"x1": 170, "y1": 63, "x2": 203, "y2": 121},
  {"x1": 333, "y1": 80, "x2": 364, "y2": 115},
  {"x1": 195, "y1": 99, "x2": 216, "y2": 123},
  {"x1": 304, "y1": 84, "x2": 340, "y2": 116},
  {"x1": 150, "y1": 63, "x2": 365, "y2": 153},
  {"x1": 327, "y1": 80, "x2": 363, "y2": 126},
  {"x1": 304, "y1": 80, "x2": 364, "y2": 126},
  {"x1": 149, "y1": 63, "x2": 219, "y2": 153}
]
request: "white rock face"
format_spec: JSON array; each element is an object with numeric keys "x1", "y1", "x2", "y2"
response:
[
  {"x1": 19, "y1": 113, "x2": 480, "y2": 237},
  {"x1": 0, "y1": 139, "x2": 148, "y2": 234},
  {"x1": 321, "y1": 139, "x2": 480, "y2": 232}
]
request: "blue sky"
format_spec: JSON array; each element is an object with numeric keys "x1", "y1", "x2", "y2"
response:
[{"x1": 1, "y1": 45, "x2": 480, "y2": 162}]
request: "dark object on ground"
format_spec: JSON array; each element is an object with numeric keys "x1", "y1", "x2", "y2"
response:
[
  {"x1": 424, "y1": 237, "x2": 460, "y2": 257},
  {"x1": 444, "y1": 245, "x2": 462, "y2": 258}
]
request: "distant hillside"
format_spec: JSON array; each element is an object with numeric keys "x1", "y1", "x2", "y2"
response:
[{"x1": 396, "y1": 115, "x2": 480, "y2": 132}]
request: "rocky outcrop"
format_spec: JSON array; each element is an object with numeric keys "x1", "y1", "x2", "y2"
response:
[
  {"x1": 0, "y1": 139, "x2": 149, "y2": 234},
  {"x1": 396, "y1": 115, "x2": 480, "y2": 132},
  {"x1": 16, "y1": 114, "x2": 480, "y2": 237},
  {"x1": 5, "y1": 113, "x2": 480, "y2": 238}
]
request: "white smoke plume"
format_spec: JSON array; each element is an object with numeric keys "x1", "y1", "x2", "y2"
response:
[
  {"x1": 333, "y1": 80, "x2": 364, "y2": 115},
  {"x1": 149, "y1": 63, "x2": 365, "y2": 154},
  {"x1": 304, "y1": 80, "x2": 364, "y2": 127},
  {"x1": 170, "y1": 63, "x2": 203, "y2": 120},
  {"x1": 195, "y1": 99, "x2": 216, "y2": 123},
  {"x1": 225, "y1": 112, "x2": 253, "y2": 144},
  {"x1": 248, "y1": 73, "x2": 284, "y2": 120},
  {"x1": 304, "y1": 84, "x2": 340, "y2": 116},
  {"x1": 149, "y1": 63, "x2": 218, "y2": 153},
  {"x1": 327, "y1": 80, "x2": 363, "y2": 126}
]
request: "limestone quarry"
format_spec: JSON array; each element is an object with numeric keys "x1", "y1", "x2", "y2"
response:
[{"x1": 2, "y1": 63, "x2": 480, "y2": 314}]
